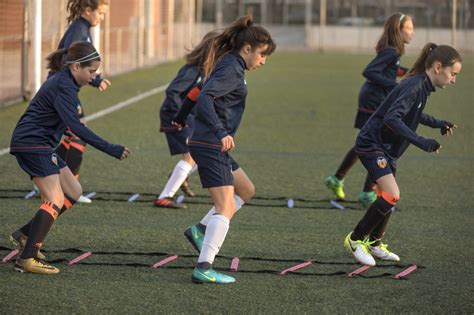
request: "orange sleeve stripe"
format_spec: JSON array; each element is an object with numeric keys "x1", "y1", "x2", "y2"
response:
[
  {"x1": 376, "y1": 190, "x2": 400, "y2": 205},
  {"x1": 69, "y1": 141, "x2": 86, "y2": 153},
  {"x1": 39, "y1": 201, "x2": 60, "y2": 220},
  {"x1": 187, "y1": 86, "x2": 201, "y2": 102},
  {"x1": 60, "y1": 139, "x2": 71, "y2": 149}
]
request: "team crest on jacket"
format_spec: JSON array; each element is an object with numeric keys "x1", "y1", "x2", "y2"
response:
[
  {"x1": 376, "y1": 156, "x2": 387, "y2": 169},
  {"x1": 77, "y1": 105, "x2": 83, "y2": 115},
  {"x1": 51, "y1": 153, "x2": 58, "y2": 165}
]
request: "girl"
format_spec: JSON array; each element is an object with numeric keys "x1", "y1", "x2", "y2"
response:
[
  {"x1": 153, "y1": 31, "x2": 219, "y2": 209},
  {"x1": 54, "y1": 0, "x2": 111, "y2": 204},
  {"x1": 344, "y1": 43, "x2": 461, "y2": 266},
  {"x1": 325, "y1": 13, "x2": 414, "y2": 208},
  {"x1": 185, "y1": 16, "x2": 275, "y2": 284},
  {"x1": 10, "y1": 41, "x2": 130, "y2": 274}
]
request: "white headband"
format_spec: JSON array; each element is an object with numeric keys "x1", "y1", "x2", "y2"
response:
[{"x1": 66, "y1": 51, "x2": 100, "y2": 64}]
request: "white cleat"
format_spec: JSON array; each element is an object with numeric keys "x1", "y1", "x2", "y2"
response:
[
  {"x1": 369, "y1": 243, "x2": 400, "y2": 261},
  {"x1": 77, "y1": 195, "x2": 92, "y2": 204},
  {"x1": 344, "y1": 233, "x2": 376, "y2": 266}
]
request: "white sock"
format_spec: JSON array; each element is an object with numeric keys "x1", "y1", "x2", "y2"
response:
[
  {"x1": 198, "y1": 214, "x2": 230, "y2": 264},
  {"x1": 159, "y1": 160, "x2": 193, "y2": 199},
  {"x1": 189, "y1": 164, "x2": 198, "y2": 174},
  {"x1": 199, "y1": 194, "x2": 244, "y2": 226}
]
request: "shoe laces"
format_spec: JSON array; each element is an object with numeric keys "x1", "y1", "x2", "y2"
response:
[
  {"x1": 352, "y1": 238, "x2": 371, "y2": 255},
  {"x1": 366, "y1": 239, "x2": 391, "y2": 254}
]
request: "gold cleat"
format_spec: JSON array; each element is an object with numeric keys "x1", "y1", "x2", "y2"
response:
[{"x1": 14, "y1": 258, "x2": 59, "y2": 274}]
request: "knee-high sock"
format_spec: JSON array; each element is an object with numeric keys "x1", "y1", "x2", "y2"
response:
[
  {"x1": 369, "y1": 211, "x2": 392, "y2": 246},
  {"x1": 19, "y1": 194, "x2": 76, "y2": 236},
  {"x1": 189, "y1": 164, "x2": 198, "y2": 174},
  {"x1": 159, "y1": 160, "x2": 193, "y2": 199},
  {"x1": 197, "y1": 214, "x2": 230, "y2": 264},
  {"x1": 20, "y1": 202, "x2": 60, "y2": 259},
  {"x1": 335, "y1": 146, "x2": 359, "y2": 180},
  {"x1": 67, "y1": 138, "x2": 86, "y2": 176},
  {"x1": 362, "y1": 173, "x2": 376, "y2": 192},
  {"x1": 198, "y1": 194, "x2": 244, "y2": 231},
  {"x1": 351, "y1": 197, "x2": 393, "y2": 241}
]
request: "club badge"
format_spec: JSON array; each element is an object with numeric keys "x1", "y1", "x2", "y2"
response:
[
  {"x1": 51, "y1": 153, "x2": 58, "y2": 165},
  {"x1": 77, "y1": 104, "x2": 83, "y2": 115},
  {"x1": 376, "y1": 156, "x2": 387, "y2": 169}
]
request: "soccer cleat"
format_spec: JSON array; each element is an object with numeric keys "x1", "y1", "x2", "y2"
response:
[
  {"x1": 77, "y1": 195, "x2": 92, "y2": 204},
  {"x1": 10, "y1": 230, "x2": 46, "y2": 260},
  {"x1": 153, "y1": 197, "x2": 187, "y2": 209},
  {"x1": 14, "y1": 258, "x2": 59, "y2": 274},
  {"x1": 344, "y1": 232, "x2": 376, "y2": 266},
  {"x1": 184, "y1": 225, "x2": 204, "y2": 253},
  {"x1": 368, "y1": 241, "x2": 400, "y2": 261},
  {"x1": 180, "y1": 178, "x2": 196, "y2": 197},
  {"x1": 192, "y1": 267, "x2": 235, "y2": 284},
  {"x1": 358, "y1": 191, "x2": 377, "y2": 209},
  {"x1": 324, "y1": 175, "x2": 346, "y2": 200}
]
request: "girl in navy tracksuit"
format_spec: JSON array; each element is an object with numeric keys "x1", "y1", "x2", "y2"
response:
[
  {"x1": 324, "y1": 13, "x2": 414, "y2": 208},
  {"x1": 10, "y1": 41, "x2": 129, "y2": 274},
  {"x1": 183, "y1": 16, "x2": 275, "y2": 284},
  {"x1": 344, "y1": 43, "x2": 462, "y2": 266},
  {"x1": 153, "y1": 31, "x2": 218, "y2": 209},
  {"x1": 54, "y1": 0, "x2": 111, "y2": 203}
]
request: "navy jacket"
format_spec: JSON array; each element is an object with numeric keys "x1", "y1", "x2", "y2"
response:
[
  {"x1": 10, "y1": 67, "x2": 124, "y2": 159},
  {"x1": 57, "y1": 17, "x2": 102, "y2": 88},
  {"x1": 189, "y1": 52, "x2": 247, "y2": 149},
  {"x1": 356, "y1": 72, "x2": 446, "y2": 160},
  {"x1": 159, "y1": 64, "x2": 201, "y2": 132},
  {"x1": 358, "y1": 47, "x2": 401, "y2": 114}
]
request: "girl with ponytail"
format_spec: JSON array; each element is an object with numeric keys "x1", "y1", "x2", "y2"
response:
[
  {"x1": 325, "y1": 13, "x2": 414, "y2": 208},
  {"x1": 344, "y1": 43, "x2": 462, "y2": 267},
  {"x1": 53, "y1": 0, "x2": 110, "y2": 204},
  {"x1": 10, "y1": 41, "x2": 130, "y2": 274},
  {"x1": 184, "y1": 15, "x2": 275, "y2": 284}
]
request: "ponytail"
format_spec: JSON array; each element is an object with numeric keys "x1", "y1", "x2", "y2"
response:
[
  {"x1": 407, "y1": 43, "x2": 462, "y2": 77},
  {"x1": 185, "y1": 31, "x2": 220, "y2": 71},
  {"x1": 47, "y1": 41, "x2": 101, "y2": 73},
  {"x1": 66, "y1": 0, "x2": 109, "y2": 24},
  {"x1": 203, "y1": 15, "x2": 275, "y2": 79}
]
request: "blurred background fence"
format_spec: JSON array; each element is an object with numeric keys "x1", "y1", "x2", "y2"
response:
[{"x1": 0, "y1": 0, "x2": 472, "y2": 106}]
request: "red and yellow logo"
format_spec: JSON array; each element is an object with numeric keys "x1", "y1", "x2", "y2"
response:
[{"x1": 376, "y1": 157, "x2": 387, "y2": 169}]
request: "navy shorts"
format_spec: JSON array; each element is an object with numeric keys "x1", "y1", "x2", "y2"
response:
[
  {"x1": 190, "y1": 146, "x2": 238, "y2": 188},
  {"x1": 13, "y1": 151, "x2": 67, "y2": 179},
  {"x1": 164, "y1": 128, "x2": 191, "y2": 155},
  {"x1": 358, "y1": 152, "x2": 397, "y2": 181}
]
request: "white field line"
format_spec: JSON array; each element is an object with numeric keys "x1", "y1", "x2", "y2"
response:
[{"x1": 0, "y1": 84, "x2": 168, "y2": 157}]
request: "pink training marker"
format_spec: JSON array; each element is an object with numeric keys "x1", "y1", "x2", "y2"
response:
[
  {"x1": 151, "y1": 255, "x2": 178, "y2": 269},
  {"x1": 347, "y1": 265, "x2": 371, "y2": 278},
  {"x1": 278, "y1": 261, "x2": 313, "y2": 276},
  {"x1": 393, "y1": 264, "x2": 418, "y2": 279},
  {"x1": 230, "y1": 257, "x2": 240, "y2": 272},
  {"x1": 68, "y1": 251, "x2": 92, "y2": 266},
  {"x1": 1, "y1": 249, "x2": 19, "y2": 263}
]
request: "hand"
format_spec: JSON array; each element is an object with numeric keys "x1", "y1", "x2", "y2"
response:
[
  {"x1": 98, "y1": 79, "x2": 111, "y2": 92},
  {"x1": 220, "y1": 135, "x2": 235, "y2": 152},
  {"x1": 441, "y1": 122, "x2": 457, "y2": 136},
  {"x1": 422, "y1": 138, "x2": 441, "y2": 153},
  {"x1": 171, "y1": 120, "x2": 184, "y2": 131},
  {"x1": 120, "y1": 147, "x2": 130, "y2": 160}
]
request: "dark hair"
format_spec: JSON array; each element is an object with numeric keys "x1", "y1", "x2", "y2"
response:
[
  {"x1": 203, "y1": 15, "x2": 276, "y2": 79},
  {"x1": 376, "y1": 13, "x2": 411, "y2": 55},
  {"x1": 185, "y1": 31, "x2": 220, "y2": 72},
  {"x1": 47, "y1": 41, "x2": 101, "y2": 73},
  {"x1": 407, "y1": 43, "x2": 462, "y2": 77},
  {"x1": 66, "y1": 0, "x2": 109, "y2": 24}
]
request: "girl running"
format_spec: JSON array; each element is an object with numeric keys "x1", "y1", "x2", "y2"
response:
[
  {"x1": 10, "y1": 41, "x2": 130, "y2": 274},
  {"x1": 54, "y1": 0, "x2": 111, "y2": 204},
  {"x1": 184, "y1": 16, "x2": 275, "y2": 284},
  {"x1": 153, "y1": 31, "x2": 219, "y2": 209},
  {"x1": 325, "y1": 13, "x2": 414, "y2": 208},
  {"x1": 344, "y1": 43, "x2": 461, "y2": 266}
]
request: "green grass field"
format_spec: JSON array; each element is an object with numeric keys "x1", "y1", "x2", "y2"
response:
[{"x1": 0, "y1": 51, "x2": 473, "y2": 313}]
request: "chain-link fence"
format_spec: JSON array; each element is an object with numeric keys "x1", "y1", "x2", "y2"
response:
[{"x1": 1, "y1": 0, "x2": 472, "y2": 106}]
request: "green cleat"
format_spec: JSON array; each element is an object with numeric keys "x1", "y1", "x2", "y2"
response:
[
  {"x1": 344, "y1": 232, "x2": 376, "y2": 266},
  {"x1": 324, "y1": 175, "x2": 346, "y2": 200},
  {"x1": 184, "y1": 225, "x2": 204, "y2": 253},
  {"x1": 192, "y1": 267, "x2": 235, "y2": 284},
  {"x1": 358, "y1": 191, "x2": 377, "y2": 209}
]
